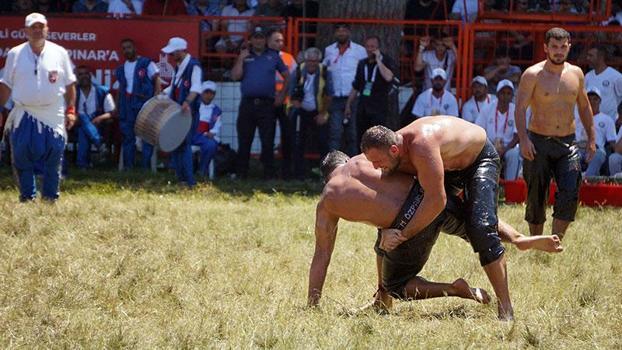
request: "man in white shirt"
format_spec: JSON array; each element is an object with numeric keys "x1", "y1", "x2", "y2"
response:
[
  {"x1": 75, "y1": 65, "x2": 115, "y2": 169},
  {"x1": 608, "y1": 128, "x2": 622, "y2": 176},
  {"x1": 0, "y1": 13, "x2": 76, "y2": 202},
  {"x1": 415, "y1": 36, "x2": 456, "y2": 91},
  {"x1": 575, "y1": 87, "x2": 617, "y2": 176},
  {"x1": 476, "y1": 80, "x2": 521, "y2": 180},
  {"x1": 322, "y1": 23, "x2": 367, "y2": 156},
  {"x1": 411, "y1": 68, "x2": 459, "y2": 119},
  {"x1": 214, "y1": 0, "x2": 255, "y2": 53},
  {"x1": 585, "y1": 44, "x2": 622, "y2": 125},
  {"x1": 108, "y1": 0, "x2": 143, "y2": 15},
  {"x1": 461, "y1": 75, "x2": 497, "y2": 124}
]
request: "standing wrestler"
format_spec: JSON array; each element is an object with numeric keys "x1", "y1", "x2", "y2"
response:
[
  {"x1": 0, "y1": 13, "x2": 76, "y2": 202},
  {"x1": 360, "y1": 119, "x2": 512, "y2": 320},
  {"x1": 515, "y1": 27, "x2": 595, "y2": 239}
]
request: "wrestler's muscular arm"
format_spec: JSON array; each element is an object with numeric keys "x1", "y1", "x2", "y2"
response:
[
  {"x1": 575, "y1": 68, "x2": 596, "y2": 162},
  {"x1": 515, "y1": 68, "x2": 537, "y2": 161},
  {"x1": 308, "y1": 198, "x2": 339, "y2": 306}
]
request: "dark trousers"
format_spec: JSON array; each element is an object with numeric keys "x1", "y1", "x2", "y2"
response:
[
  {"x1": 276, "y1": 105, "x2": 293, "y2": 177},
  {"x1": 290, "y1": 108, "x2": 328, "y2": 179},
  {"x1": 356, "y1": 107, "x2": 387, "y2": 143},
  {"x1": 236, "y1": 98, "x2": 276, "y2": 178}
]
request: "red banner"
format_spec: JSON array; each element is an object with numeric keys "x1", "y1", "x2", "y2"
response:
[{"x1": 0, "y1": 15, "x2": 200, "y2": 89}]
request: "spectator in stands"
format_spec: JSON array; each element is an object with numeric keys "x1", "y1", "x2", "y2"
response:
[
  {"x1": 346, "y1": 35, "x2": 397, "y2": 143},
  {"x1": 13, "y1": 0, "x2": 36, "y2": 14},
  {"x1": 585, "y1": 44, "x2": 622, "y2": 125},
  {"x1": 75, "y1": 66, "x2": 115, "y2": 169},
  {"x1": 281, "y1": 0, "x2": 319, "y2": 18},
  {"x1": 72, "y1": 0, "x2": 108, "y2": 13},
  {"x1": 609, "y1": 128, "x2": 622, "y2": 176},
  {"x1": 484, "y1": 47, "x2": 521, "y2": 94},
  {"x1": 187, "y1": 0, "x2": 222, "y2": 32},
  {"x1": 192, "y1": 81, "x2": 222, "y2": 178},
  {"x1": 215, "y1": 0, "x2": 254, "y2": 53},
  {"x1": 142, "y1": 0, "x2": 187, "y2": 15},
  {"x1": 461, "y1": 76, "x2": 497, "y2": 124},
  {"x1": 108, "y1": 0, "x2": 144, "y2": 15},
  {"x1": 575, "y1": 87, "x2": 616, "y2": 177},
  {"x1": 450, "y1": 0, "x2": 479, "y2": 22},
  {"x1": 116, "y1": 38, "x2": 161, "y2": 169},
  {"x1": 288, "y1": 47, "x2": 332, "y2": 180},
  {"x1": 322, "y1": 23, "x2": 367, "y2": 157},
  {"x1": 476, "y1": 80, "x2": 522, "y2": 180},
  {"x1": 231, "y1": 27, "x2": 289, "y2": 179},
  {"x1": 267, "y1": 29, "x2": 297, "y2": 178},
  {"x1": 161, "y1": 37, "x2": 202, "y2": 186},
  {"x1": 256, "y1": 0, "x2": 283, "y2": 16},
  {"x1": 411, "y1": 68, "x2": 459, "y2": 119},
  {"x1": 415, "y1": 35, "x2": 456, "y2": 91}
]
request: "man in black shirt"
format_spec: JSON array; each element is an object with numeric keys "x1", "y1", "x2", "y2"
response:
[{"x1": 345, "y1": 36, "x2": 397, "y2": 143}]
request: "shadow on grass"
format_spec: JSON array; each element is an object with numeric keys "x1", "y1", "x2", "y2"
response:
[{"x1": 0, "y1": 163, "x2": 325, "y2": 198}]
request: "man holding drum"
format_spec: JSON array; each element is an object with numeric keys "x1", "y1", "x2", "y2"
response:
[{"x1": 161, "y1": 37, "x2": 202, "y2": 187}]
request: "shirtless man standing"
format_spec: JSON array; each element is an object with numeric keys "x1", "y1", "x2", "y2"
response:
[
  {"x1": 308, "y1": 151, "x2": 562, "y2": 315},
  {"x1": 360, "y1": 117, "x2": 512, "y2": 319},
  {"x1": 515, "y1": 27, "x2": 595, "y2": 239}
]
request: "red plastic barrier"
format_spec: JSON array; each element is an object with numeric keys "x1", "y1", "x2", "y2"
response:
[{"x1": 501, "y1": 179, "x2": 622, "y2": 207}]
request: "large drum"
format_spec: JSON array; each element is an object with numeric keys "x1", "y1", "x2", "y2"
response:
[{"x1": 134, "y1": 96, "x2": 192, "y2": 152}]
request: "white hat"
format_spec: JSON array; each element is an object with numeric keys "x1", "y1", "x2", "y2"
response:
[
  {"x1": 432, "y1": 68, "x2": 447, "y2": 80},
  {"x1": 25, "y1": 13, "x2": 47, "y2": 27},
  {"x1": 586, "y1": 86, "x2": 602, "y2": 99},
  {"x1": 496, "y1": 79, "x2": 514, "y2": 93},
  {"x1": 472, "y1": 76, "x2": 488, "y2": 87},
  {"x1": 201, "y1": 80, "x2": 217, "y2": 92},
  {"x1": 162, "y1": 37, "x2": 188, "y2": 54}
]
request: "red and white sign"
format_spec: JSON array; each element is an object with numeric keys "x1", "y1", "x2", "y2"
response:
[{"x1": 0, "y1": 15, "x2": 200, "y2": 89}]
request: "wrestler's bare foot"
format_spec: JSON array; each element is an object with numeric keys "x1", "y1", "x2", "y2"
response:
[
  {"x1": 372, "y1": 287, "x2": 393, "y2": 313},
  {"x1": 514, "y1": 234, "x2": 563, "y2": 253},
  {"x1": 451, "y1": 278, "x2": 491, "y2": 304}
]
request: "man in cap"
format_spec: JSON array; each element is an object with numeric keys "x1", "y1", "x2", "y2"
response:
[
  {"x1": 161, "y1": 36, "x2": 202, "y2": 187},
  {"x1": 574, "y1": 86, "x2": 616, "y2": 176},
  {"x1": 192, "y1": 80, "x2": 222, "y2": 178},
  {"x1": 231, "y1": 27, "x2": 289, "y2": 179},
  {"x1": 475, "y1": 80, "x2": 521, "y2": 180},
  {"x1": 461, "y1": 76, "x2": 496, "y2": 124},
  {"x1": 411, "y1": 68, "x2": 459, "y2": 119},
  {"x1": 116, "y1": 37, "x2": 161, "y2": 170},
  {"x1": 0, "y1": 13, "x2": 76, "y2": 202},
  {"x1": 585, "y1": 44, "x2": 622, "y2": 127}
]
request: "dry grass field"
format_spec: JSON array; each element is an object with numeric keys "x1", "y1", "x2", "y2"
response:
[{"x1": 0, "y1": 168, "x2": 621, "y2": 348}]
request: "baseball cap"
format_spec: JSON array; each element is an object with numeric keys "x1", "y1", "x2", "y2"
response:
[
  {"x1": 25, "y1": 13, "x2": 47, "y2": 27},
  {"x1": 586, "y1": 86, "x2": 602, "y2": 99},
  {"x1": 161, "y1": 37, "x2": 188, "y2": 54},
  {"x1": 250, "y1": 27, "x2": 266, "y2": 38},
  {"x1": 432, "y1": 68, "x2": 447, "y2": 80},
  {"x1": 472, "y1": 76, "x2": 488, "y2": 87},
  {"x1": 201, "y1": 81, "x2": 217, "y2": 93},
  {"x1": 496, "y1": 79, "x2": 514, "y2": 93}
]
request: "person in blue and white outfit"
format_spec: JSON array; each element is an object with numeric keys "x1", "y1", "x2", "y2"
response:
[
  {"x1": 192, "y1": 81, "x2": 222, "y2": 178},
  {"x1": 461, "y1": 76, "x2": 496, "y2": 124},
  {"x1": 162, "y1": 37, "x2": 202, "y2": 187},
  {"x1": 476, "y1": 79, "x2": 522, "y2": 180},
  {"x1": 75, "y1": 65, "x2": 115, "y2": 169},
  {"x1": 116, "y1": 38, "x2": 161, "y2": 169},
  {"x1": 0, "y1": 13, "x2": 77, "y2": 202}
]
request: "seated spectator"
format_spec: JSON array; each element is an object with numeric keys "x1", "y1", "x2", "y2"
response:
[
  {"x1": 13, "y1": 0, "x2": 36, "y2": 14},
  {"x1": 461, "y1": 75, "x2": 497, "y2": 124},
  {"x1": 73, "y1": 0, "x2": 108, "y2": 13},
  {"x1": 214, "y1": 0, "x2": 255, "y2": 53},
  {"x1": 415, "y1": 35, "x2": 456, "y2": 91},
  {"x1": 142, "y1": 0, "x2": 187, "y2": 15},
  {"x1": 483, "y1": 47, "x2": 521, "y2": 94},
  {"x1": 585, "y1": 44, "x2": 622, "y2": 125},
  {"x1": 411, "y1": 68, "x2": 459, "y2": 119},
  {"x1": 609, "y1": 128, "x2": 622, "y2": 176},
  {"x1": 475, "y1": 79, "x2": 521, "y2": 180},
  {"x1": 187, "y1": 0, "x2": 222, "y2": 32},
  {"x1": 449, "y1": 0, "x2": 478, "y2": 22},
  {"x1": 108, "y1": 0, "x2": 143, "y2": 15},
  {"x1": 192, "y1": 81, "x2": 222, "y2": 178},
  {"x1": 575, "y1": 87, "x2": 617, "y2": 177},
  {"x1": 256, "y1": 0, "x2": 283, "y2": 16}
]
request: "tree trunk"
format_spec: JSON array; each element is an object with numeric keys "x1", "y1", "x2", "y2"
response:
[{"x1": 317, "y1": 0, "x2": 408, "y2": 130}]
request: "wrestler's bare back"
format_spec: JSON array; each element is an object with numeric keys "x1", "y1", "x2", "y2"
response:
[{"x1": 522, "y1": 61, "x2": 583, "y2": 137}]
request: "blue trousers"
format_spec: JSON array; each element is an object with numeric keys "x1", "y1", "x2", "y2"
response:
[
  {"x1": 328, "y1": 97, "x2": 358, "y2": 157},
  {"x1": 120, "y1": 106, "x2": 154, "y2": 169},
  {"x1": 77, "y1": 113, "x2": 102, "y2": 169},
  {"x1": 171, "y1": 132, "x2": 196, "y2": 186},
  {"x1": 11, "y1": 113, "x2": 65, "y2": 201},
  {"x1": 191, "y1": 133, "x2": 218, "y2": 177}
]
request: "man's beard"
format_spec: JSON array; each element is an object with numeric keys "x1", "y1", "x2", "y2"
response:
[
  {"x1": 548, "y1": 53, "x2": 567, "y2": 66},
  {"x1": 381, "y1": 156, "x2": 401, "y2": 175}
]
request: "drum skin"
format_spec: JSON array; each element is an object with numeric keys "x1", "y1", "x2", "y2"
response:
[{"x1": 135, "y1": 96, "x2": 192, "y2": 152}]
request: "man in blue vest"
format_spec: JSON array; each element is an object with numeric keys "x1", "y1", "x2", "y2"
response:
[
  {"x1": 75, "y1": 65, "x2": 116, "y2": 169},
  {"x1": 116, "y1": 38, "x2": 161, "y2": 169},
  {"x1": 161, "y1": 36, "x2": 202, "y2": 187}
]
